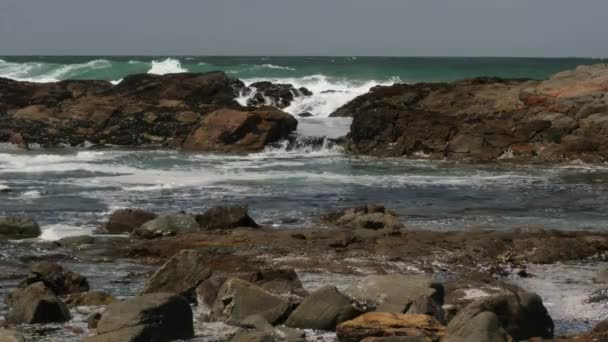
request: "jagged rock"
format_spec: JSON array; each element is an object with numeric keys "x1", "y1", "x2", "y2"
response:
[
  {"x1": 323, "y1": 205, "x2": 403, "y2": 230},
  {"x1": 17, "y1": 261, "x2": 89, "y2": 296},
  {"x1": 182, "y1": 107, "x2": 297, "y2": 153},
  {"x1": 336, "y1": 313, "x2": 445, "y2": 342},
  {"x1": 343, "y1": 274, "x2": 443, "y2": 312},
  {"x1": 195, "y1": 206, "x2": 259, "y2": 230},
  {"x1": 444, "y1": 291, "x2": 554, "y2": 342},
  {"x1": 141, "y1": 249, "x2": 211, "y2": 301},
  {"x1": 132, "y1": 213, "x2": 199, "y2": 239},
  {"x1": 0, "y1": 216, "x2": 41, "y2": 239},
  {"x1": 105, "y1": 208, "x2": 157, "y2": 234},
  {"x1": 84, "y1": 293, "x2": 194, "y2": 342},
  {"x1": 211, "y1": 278, "x2": 291, "y2": 325},
  {"x1": 286, "y1": 285, "x2": 361, "y2": 330},
  {"x1": 64, "y1": 291, "x2": 117, "y2": 308},
  {"x1": 6, "y1": 282, "x2": 71, "y2": 324}
]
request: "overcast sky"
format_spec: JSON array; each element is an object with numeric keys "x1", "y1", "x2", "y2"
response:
[{"x1": 1, "y1": 0, "x2": 607, "y2": 57}]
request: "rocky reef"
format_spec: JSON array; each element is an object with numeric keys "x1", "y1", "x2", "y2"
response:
[{"x1": 333, "y1": 64, "x2": 608, "y2": 162}]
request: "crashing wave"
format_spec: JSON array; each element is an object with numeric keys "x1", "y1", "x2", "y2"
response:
[{"x1": 147, "y1": 58, "x2": 188, "y2": 75}]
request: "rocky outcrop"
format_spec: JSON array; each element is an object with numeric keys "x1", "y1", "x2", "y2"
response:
[
  {"x1": 336, "y1": 313, "x2": 445, "y2": 342},
  {"x1": 195, "y1": 206, "x2": 259, "y2": 230},
  {"x1": 334, "y1": 64, "x2": 608, "y2": 162},
  {"x1": 105, "y1": 208, "x2": 157, "y2": 234},
  {"x1": 286, "y1": 285, "x2": 361, "y2": 330},
  {"x1": 182, "y1": 107, "x2": 297, "y2": 152},
  {"x1": 343, "y1": 275, "x2": 444, "y2": 313},
  {"x1": 6, "y1": 281, "x2": 71, "y2": 324},
  {"x1": 322, "y1": 205, "x2": 403, "y2": 230},
  {"x1": 244, "y1": 82, "x2": 312, "y2": 109},
  {"x1": 0, "y1": 72, "x2": 297, "y2": 152},
  {"x1": 84, "y1": 293, "x2": 194, "y2": 342},
  {"x1": 141, "y1": 249, "x2": 212, "y2": 301},
  {"x1": 444, "y1": 291, "x2": 554, "y2": 342},
  {"x1": 0, "y1": 216, "x2": 41, "y2": 239},
  {"x1": 17, "y1": 261, "x2": 89, "y2": 296},
  {"x1": 132, "y1": 213, "x2": 199, "y2": 239}
]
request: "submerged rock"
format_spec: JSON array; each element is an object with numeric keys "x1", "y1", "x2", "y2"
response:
[
  {"x1": 141, "y1": 249, "x2": 212, "y2": 301},
  {"x1": 195, "y1": 206, "x2": 259, "y2": 230},
  {"x1": 105, "y1": 208, "x2": 157, "y2": 234},
  {"x1": 7, "y1": 281, "x2": 71, "y2": 324},
  {"x1": 132, "y1": 213, "x2": 199, "y2": 239},
  {"x1": 0, "y1": 216, "x2": 41, "y2": 239},
  {"x1": 85, "y1": 293, "x2": 194, "y2": 342},
  {"x1": 336, "y1": 313, "x2": 445, "y2": 342},
  {"x1": 286, "y1": 285, "x2": 361, "y2": 330}
]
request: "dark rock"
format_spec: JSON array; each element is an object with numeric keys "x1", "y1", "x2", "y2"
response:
[
  {"x1": 211, "y1": 277, "x2": 291, "y2": 325},
  {"x1": 336, "y1": 313, "x2": 445, "y2": 342},
  {"x1": 64, "y1": 291, "x2": 117, "y2": 308},
  {"x1": 0, "y1": 216, "x2": 41, "y2": 239},
  {"x1": 132, "y1": 213, "x2": 199, "y2": 239},
  {"x1": 17, "y1": 261, "x2": 89, "y2": 296},
  {"x1": 297, "y1": 112, "x2": 314, "y2": 118},
  {"x1": 286, "y1": 285, "x2": 361, "y2": 330},
  {"x1": 57, "y1": 235, "x2": 96, "y2": 247},
  {"x1": 182, "y1": 107, "x2": 297, "y2": 153},
  {"x1": 141, "y1": 249, "x2": 212, "y2": 301},
  {"x1": 444, "y1": 291, "x2": 554, "y2": 342},
  {"x1": 7, "y1": 282, "x2": 71, "y2": 324},
  {"x1": 195, "y1": 206, "x2": 259, "y2": 230},
  {"x1": 246, "y1": 82, "x2": 311, "y2": 108},
  {"x1": 105, "y1": 209, "x2": 157, "y2": 234},
  {"x1": 84, "y1": 293, "x2": 194, "y2": 342},
  {"x1": 239, "y1": 268, "x2": 308, "y2": 298},
  {"x1": 405, "y1": 295, "x2": 446, "y2": 325}
]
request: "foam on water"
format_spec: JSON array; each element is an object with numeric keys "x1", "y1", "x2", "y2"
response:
[
  {"x1": 0, "y1": 58, "x2": 112, "y2": 83},
  {"x1": 39, "y1": 224, "x2": 96, "y2": 241},
  {"x1": 147, "y1": 57, "x2": 187, "y2": 75}
]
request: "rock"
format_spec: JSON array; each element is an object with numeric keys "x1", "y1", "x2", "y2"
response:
[
  {"x1": 84, "y1": 293, "x2": 194, "y2": 342},
  {"x1": 211, "y1": 277, "x2": 291, "y2": 325},
  {"x1": 64, "y1": 291, "x2": 117, "y2": 308},
  {"x1": 297, "y1": 112, "x2": 314, "y2": 118},
  {"x1": 240, "y1": 314, "x2": 275, "y2": 332},
  {"x1": 444, "y1": 291, "x2": 554, "y2": 342},
  {"x1": 182, "y1": 107, "x2": 297, "y2": 153},
  {"x1": 240, "y1": 268, "x2": 308, "y2": 298},
  {"x1": 105, "y1": 209, "x2": 157, "y2": 234},
  {"x1": 0, "y1": 328, "x2": 24, "y2": 342},
  {"x1": 195, "y1": 206, "x2": 259, "y2": 230},
  {"x1": 323, "y1": 205, "x2": 403, "y2": 230},
  {"x1": 273, "y1": 326, "x2": 306, "y2": 341},
  {"x1": 405, "y1": 295, "x2": 446, "y2": 325},
  {"x1": 197, "y1": 275, "x2": 229, "y2": 310},
  {"x1": 286, "y1": 285, "x2": 361, "y2": 330},
  {"x1": 141, "y1": 249, "x2": 212, "y2": 301},
  {"x1": 336, "y1": 313, "x2": 445, "y2": 342},
  {"x1": 57, "y1": 235, "x2": 96, "y2": 247},
  {"x1": 87, "y1": 312, "x2": 102, "y2": 329},
  {"x1": 0, "y1": 216, "x2": 41, "y2": 239},
  {"x1": 231, "y1": 330, "x2": 275, "y2": 342},
  {"x1": 132, "y1": 213, "x2": 199, "y2": 239},
  {"x1": 6, "y1": 282, "x2": 71, "y2": 324},
  {"x1": 343, "y1": 274, "x2": 444, "y2": 312},
  {"x1": 17, "y1": 261, "x2": 89, "y2": 296},
  {"x1": 246, "y1": 82, "x2": 311, "y2": 108}
]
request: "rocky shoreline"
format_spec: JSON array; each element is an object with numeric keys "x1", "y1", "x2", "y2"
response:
[{"x1": 0, "y1": 205, "x2": 607, "y2": 341}]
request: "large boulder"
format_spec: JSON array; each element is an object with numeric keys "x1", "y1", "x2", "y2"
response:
[
  {"x1": 132, "y1": 213, "x2": 199, "y2": 239},
  {"x1": 444, "y1": 291, "x2": 554, "y2": 342},
  {"x1": 141, "y1": 249, "x2": 212, "y2": 301},
  {"x1": 323, "y1": 205, "x2": 403, "y2": 230},
  {"x1": 343, "y1": 275, "x2": 444, "y2": 312},
  {"x1": 286, "y1": 285, "x2": 361, "y2": 330},
  {"x1": 17, "y1": 261, "x2": 89, "y2": 296},
  {"x1": 336, "y1": 313, "x2": 445, "y2": 342},
  {"x1": 182, "y1": 107, "x2": 297, "y2": 153},
  {"x1": 195, "y1": 206, "x2": 259, "y2": 230},
  {"x1": 211, "y1": 278, "x2": 291, "y2": 325},
  {"x1": 105, "y1": 208, "x2": 157, "y2": 234},
  {"x1": 6, "y1": 281, "x2": 71, "y2": 324},
  {"x1": 84, "y1": 293, "x2": 194, "y2": 342},
  {"x1": 0, "y1": 216, "x2": 41, "y2": 239}
]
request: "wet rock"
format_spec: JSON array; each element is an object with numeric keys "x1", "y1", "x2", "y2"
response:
[
  {"x1": 286, "y1": 285, "x2": 361, "y2": 330},
  {"x1": 211, "y1": 277, "x2": 291, "y2": 325},
  {"x1": 195, "y1": 206, "x2": 259, "y2": 230},
  {"x1": 0, "y1": 216, "x2": 41, "y2": 239},
  {"x1": 84, "y1": 293, "x2": 194, "y2": 342},
  {"x1": 323, "y1": 205, "x2": 403, "y2": 230},
  {"x1": 132, "y1": 213, "x2": 199, "y2": 239},
  {"x1": 182, "y1": 107, "x2": 298, "y2": 153},
  {"x1": 0, "y1": 328, "x2": 25, "y2": 342},
  {"x1": 246, "y1": 82, "x2": 311, "y2": 109},
  {"x1": 18, "y1": 261, "x2": 89, "y2": 296},
  {"x1": 105, "y1": 208, "x2": 157, "y2": 234},
  {"x1": 0, "y1": 187, "x2": 12, "y2": 193},
  {"x1": 64, "y1": 291, "x2": 117, "y2": 308},
  {"x1": 343, "y1": 274, "x2": 443, "y2": 312},
  {"x1": 297, "y1": 112, "x2": 314, "y2": 118},
  {"x1": 87, "y1": 312, "x2": 102, "y2": 329},
  {"x1": 444, "y1": 291, "x2": 554, "y2": 342},
  {"x1": 57, "y1": 235, "x2": 96, "y2": 247},
  {"x1": 141, "y1": 249, "x2": 212, "y2": 301},
  {"x1": 7, "y1": 282, "x2": 71, "y2": 324},
  {"x1": 361, "y1": 338, "x2": 429, "y2": 342},
  {"x1": 405, "y1": 295, "x2": 446, "y2": 325},
  {"x1": 336, "y1": 313, "x2": 445, "y2": 342},
  {"x1": 197, "y1": 275, "x2": 229, "y2": 310}
]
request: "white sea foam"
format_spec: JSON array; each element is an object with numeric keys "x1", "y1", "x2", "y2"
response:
[
  {"x1": 258, "y1": 64, "x2": 296, "y2": 71},
  {"x1": 0, "y1": 59, "x2": 111, "y2": 83},
  {"x1": 40, "y1": 224, "x2": 95, "y2": 241},
  {"x1": 147, "y1": 58, "x2": 187, "y2": 75}
]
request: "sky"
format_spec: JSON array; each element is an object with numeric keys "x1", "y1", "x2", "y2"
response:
[{"x1": 1, "y1": 0, "x2": 607, "y2": 57}]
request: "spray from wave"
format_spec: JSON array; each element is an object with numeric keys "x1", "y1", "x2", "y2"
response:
[{"x1": 147, "y1": 58, "x2": 188, "y2": 75}]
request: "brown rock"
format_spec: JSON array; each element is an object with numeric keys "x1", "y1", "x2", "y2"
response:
[
  {"x1": 105, "y1": 209, "x2": 157, "y2": 234},
  {"x1": 336, "y1": 313, "x2": 445, "y2": 342}
]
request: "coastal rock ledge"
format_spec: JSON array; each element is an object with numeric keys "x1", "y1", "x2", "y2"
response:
[{"x1": 332, "y1": 64, "x2": 608, "y2": 162}]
